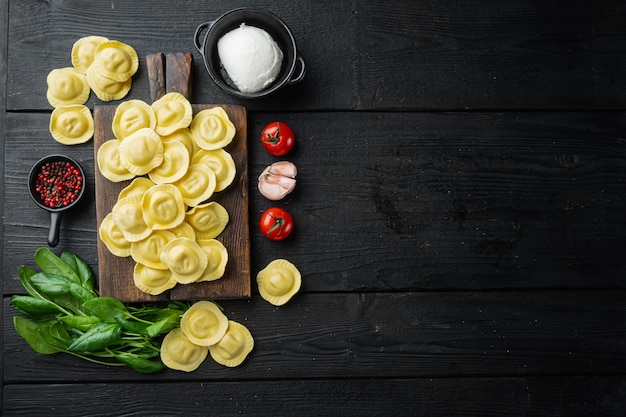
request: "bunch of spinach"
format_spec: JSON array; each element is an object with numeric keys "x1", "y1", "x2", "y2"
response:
[{"x1": 10, "y1": 247, "x2": 189, "y2": 373}]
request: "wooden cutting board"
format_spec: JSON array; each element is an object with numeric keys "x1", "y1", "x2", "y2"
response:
[{"x1": 93, "y1": 52, "x2": 250, "y2": 303}]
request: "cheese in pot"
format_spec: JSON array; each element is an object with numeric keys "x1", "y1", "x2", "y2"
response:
[{"x1": 217, "y1": 24, "x2": 283, "y2": 94}]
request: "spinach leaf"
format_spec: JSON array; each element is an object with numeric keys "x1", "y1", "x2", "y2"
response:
[
  {"x1": 114, "y1": 316, "x2": 150, "y2": 336},
  {"x1": 59, "y1": 315, "x2": 102, "y2": 332},
  {"x1": 112, "y1": 352, "x2": 165, "y2": 374},
  {"x1": 146, "y1": 311, "x2": 182, "y2": 337},
  {"x1": 13, "y1": 316, "x2": 67, "y2": 354},
  {"x1": 30, "y1": 272, "x2": 73, "y2": 296},
  {"x1": 34, "y1": 247, "x2": 80, "y2": 285},
  {"x1": 69, "y1": 283, "x2": 97, "y2": 303},
  {"x1": 83, "y1": 297, "x2": 129, "y2": 323},
  {"x1": 67, "y1": 323, "x2": 122, "y2": 353},
  {"x1": 61, "y1": 251, "x2": 95, "y2": 292},
  {"x1": 10, "y1": 295, "x2": 61, "y2": 319},
  {"x1": 18, "y1": 265, "x2": 44, "y2": 299}
]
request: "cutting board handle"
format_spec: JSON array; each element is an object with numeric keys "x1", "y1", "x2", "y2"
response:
[{"x1": 146, "y1": 52, "x2": 193, "y2": 102}]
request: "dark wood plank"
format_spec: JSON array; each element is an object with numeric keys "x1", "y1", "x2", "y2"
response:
[
  {"x1": 3, "y1": 110, "x2": 626, "y2": 294},
  {"x1": 7, "y1": 0, "x2": 626, "y2": 111},
  {"x1": 93, "y1": 104, "x2": 251, "y2": 302},
  {"x1": 5, "y1": 0, "x2": 357, "y2": 112},
  {"x1": 355, "y1": 0, "x2": 626, "y2": 110},
  {"x1": 4, "y1": 376, "x2": 626, "y2": 416},
  {"x1": 5, "y1": 291, "x2": 626, "y2": 382}
]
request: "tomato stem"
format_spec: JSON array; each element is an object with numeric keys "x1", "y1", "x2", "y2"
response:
[{"x1": 267, "y1": 213, "x2": 285, "y2": 234}]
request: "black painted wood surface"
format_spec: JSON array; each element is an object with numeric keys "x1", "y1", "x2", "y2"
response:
[{"x1": 2, "y1": 0, "x2": 626, "y2": 416}]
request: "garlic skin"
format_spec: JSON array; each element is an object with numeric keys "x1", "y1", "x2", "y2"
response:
[{"x1": 258, "y1": 161, "x2": 297, "y2": 201}]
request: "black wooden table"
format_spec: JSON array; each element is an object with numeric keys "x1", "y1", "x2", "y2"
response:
[{"x1": 2, "y1": 1, "x2": 625, "y2": 415}]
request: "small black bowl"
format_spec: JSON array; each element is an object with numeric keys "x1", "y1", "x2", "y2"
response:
[
  {"x1": 194, "y1": 8, "x2": 305, "y2": 99},
  {"x1": 28, "y1": 154, "x2": 86, "y2": 247}
]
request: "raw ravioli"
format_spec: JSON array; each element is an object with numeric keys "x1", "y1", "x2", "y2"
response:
[
  {"x1": 141, "y1": 184, "x2": 186, "y2": 230},
  {"x1": 208, "y1": 320, "x2": 254, "y2": 367},
  {"x1": 98, "y1": 213, "x2": 131, "y2": 257},
  {"x1": 71, "y1": 35, "x2": 109, "y2": 74},
  {"x1": 118, "y1": 177, "x2": 155, "y2": 200},
  {"x1": 148, "y1": 140, "x2": 190, "y2": 184},
  {"x1": 118, "y1": 127, "x2": 164, "y2": 175},
  {"x1": 133, "y1": 263, "x2": 177, "y2": 295},
  {"x1": 151, "y1": 92, "x2": 193, "y2": 136},
  {"x1": 111, "y1": 195, "x2": 152, "y2": 242},
  {"x1": 256, "y1": 259, "x2": 301, "y2": 306},
  {"x1": 97, "y1": 139, "x2": 135, "y2": 182},
  {"x1": 196, "y1": 239, "x2": 228, "y2": 282},
  {"x1": 112, "y1": 99, "x2": 156, "y2": 140},
  {"x1": 130, "y1": 230, "x2": 176, "y2": 269},
  {"x1": 46, "y1": 67, "x2": 90, "y2": 107},
  {"x1": 190, "y1": 106, "x2": 235, "y2": 150},
  {"x1": 160, "y1": 237, "x2": 208, "y2": 284},
  {"x1": 160, "y1": 328, "x2": 208, "y2": 372},
  {"x1": 92, "y1": 40, "x2": 139, "y2": 82},
  {"x1": 49, "y1": 104, "x2": 94, "y2": 145},
  {"x1": 173, "y1": 164, "x2": 216, "y2": 207},
  {"x1": 86, "y1": 64, "x2": 132, "y2": 101},
  {"x1": 185, "y1": 202, "x2": 229, "y2": 239},
  {"x1": 191, "y1": 148, "x2": 236, "y2": 192},
  {"x1": 180, "y1": 300, "x2": 228, "y2": 346}
]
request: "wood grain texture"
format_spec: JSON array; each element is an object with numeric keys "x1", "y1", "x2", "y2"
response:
[
  {"x1": 3, "y1": 376, "x2": 625, "y2": 416},
  {"x1": 5, "y1": 291, "x2": 626, "y2": 382},
  {"x1": 3, "y1": 110, "x2": 626, "y2": 294},
  {"x1": 93, "y1": 104, "x2": 250, "y2": 302},
  {"x1": 6, "y1": 0, "x2": 626, "y2": 111}
]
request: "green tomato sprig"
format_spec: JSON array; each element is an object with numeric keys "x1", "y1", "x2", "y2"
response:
[{"x1": 10, "y1": 247, "x2": 190, "y2": 374}]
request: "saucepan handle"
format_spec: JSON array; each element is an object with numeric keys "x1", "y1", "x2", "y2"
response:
[
  {"x1": 288, "y1": 55, "x2": 306, "y2": 84},
  {"x1": 48, "y1": 211, "x2": 62, "y2": 247},
  {"x1": 193, "y1": 20, "x2": 216, "y2": 53}
]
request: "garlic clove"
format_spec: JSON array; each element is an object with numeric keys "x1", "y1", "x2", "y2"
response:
[{"x1": 258, "y1": 161, "x2": 297, "y2": 200}]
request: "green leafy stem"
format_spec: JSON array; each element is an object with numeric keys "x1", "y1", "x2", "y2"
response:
[{"x1": 10, "y1": 247, "x2": 190, "y2": 374}]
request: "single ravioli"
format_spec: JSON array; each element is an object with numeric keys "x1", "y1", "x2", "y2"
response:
[
  {"x1": 86, "y1": 64, "x2": 132, "y2": 101},
  {"x1": 196, "y1": 239, "x2": 228, "y2": 282},
  {"x1": 173, "y1": 163, "x2": 216, "y2": 207},
  {"x1": 131, "y1": 229, "x2": 176, "y2": 269},
  {"x1": 98, "y1": 212, "x2": 131, "y2": 257},
  {"x1": 160, "y1": 328, "x2": 208, "y2": 372},
  {"x1": 169, "y1": 221, "x2": 196, "y2": 240},
  {"x1": 46, "y1": 67, "x2": 90, "y2": 108},
  {"x1": 191, "y1": 148, "x2": 236, "y2": 192},
  {"x1": 71, "y1": 35, "x2": 109, "y2": 74},
  {"x1": 49, "y1": 104, "x2": 94, "y2": 145},
  {"x1": 185, "y1": 201, "x2": 229, "y2": 240},
  {"x1": 208, "y1": 320, "x2": 254, "y2": 368},
  {"x1": 118, "y1": 177, "x2": 155, "y2": 200},
  {"x1": 112, "y1": 99, "x2": 156, "y2": 140},
  {"x1": 160, "y1": 237, "x2": 208, "y2": 284},
  {"x1": 111, "y1": 195, "x2": 152, "y2": 242},
  {"x1": 148, "y1": 140, "x2": 190, "y2": 184},
  {"x1": 141, "y1": 184, "x2": 186, "y2": 230},
  {"x1": 97, "y1": 139, "x2": 135, "y2": 182},
  {"x1": 180, "y1": 300, "x2": 228, "y2": 346},
  {"x1": 190, "y1": 107, "x2": 235, "y2": 150},
  {"x1": 152, "y1": 92, "x2": 193, "y2": 136},
  {"x1": 161, "y1": 128, "x2": 197, "y2": 156},
  {"x1": 92, "y1": 40, "x2": 139, "y2": 82},
  {"x1": 133, "y1": 263, "x2": 177, "y2": 295},
  {"x1": 256, "y1": 259, "x2": 302, "y2": 306},
  {"x1": 118, "y1": 127, "x2": 164, "y2": 175}
]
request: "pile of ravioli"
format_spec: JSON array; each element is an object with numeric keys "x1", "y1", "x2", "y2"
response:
[
  {"x1": 97, "y1": 93, "x2": 238, "y2": 295},
  {"x1": 161, "y1": 301, "x2": 254, "y2": 370},
  {"x1": 46, "y1": 36, "x2": 139, "y2": 144}
]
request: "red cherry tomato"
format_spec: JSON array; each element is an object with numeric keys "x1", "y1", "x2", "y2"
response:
[
  {"x1": 260, "y1": 121, "x2": 295, "y2": 156},
  {"x1": 259, "y1": 207, "x2": 294, "y2": 241}
]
